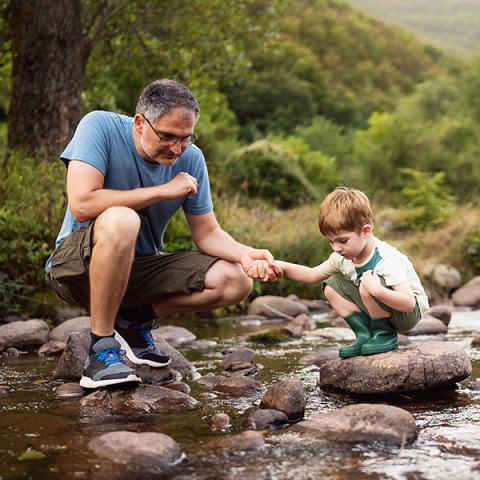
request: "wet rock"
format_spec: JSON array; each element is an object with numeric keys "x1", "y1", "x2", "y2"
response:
[
  {"x1": 186, "y1": 339, "x2": 218, "y2": 350},
  {"x1": 55, "y1": 383, "x2": 84, "y2": 399},
  {"x1": 287, "y1": 295, "x2": 330, "y2": 313},
  {"x1": 248, "y1": 327, "x2": 295, "y2": 344},
  {"x1": 229, "y1": 364, "x2": 258, "y2": 376},
  {"x1": 38, "y1": 340, "x2": 66, "y2": 356},
  {"x1": 424, "y1": 305, "x2": 452, "y2": 326},
  {"x1": 162, "y1": 382, "x2": 190, "y2": 394},
  {"x1": 211, "y1": 413, "x2": 231, "y2": 431},
  {"x1": 398, "y1": 334, "x2": 411, "y2": 346},
  {"x1": 246, "y1": 409, "x2": 289, "y2": 430},
  {"x1": 248, "y1": 295, "x2": 309, "y2": 319},
  {"x1": 53, "y1": 306, "x2": 87, "y2": 325},
  {"x1": 218, "y1": 315, "x2": 268, "y2": 324},
  {"x1": 329, "y1": 316, "x2": 348, "y2": 328},
  {"x1": 195, "y1": 374, "x2": 226, "y2": 389},
  {"x1": 153, "y1": 336, "x2": 198, "y2": 378},
  {"x1": 80, "y1": 384, "x2": 198, "y2": 414},
  {"x1": 298, "y1": 347, "x2": 339, "y2": 367},
  {"x1": 0, "y1": 338, "x2": 6, "y2": 353},
  {"x1": 49, "y1": 316, "x2": 90, "y2": 342},
  {"x1": 406, "y1": 315, "x2": 448, "y2": 336},
  {"x1": 294, "y1": 404, "x2": 416, "y2": 446},
  {"x1": 217, "y1": 430, "x2": 265, "y2": 454},
  {"x1": 221, "y1": 348, "x2": 255, "y2": 371},
  {"x1": 431, "y1": 264, "x2": 462, "y2": 290},
  {"x1": 132, "y1": 364, "x2": 174, "y2": 385},
  {"x1": 154, "y1": 325, "x2": 196, "y2": 346},
  {"x1": 2, "y1": 347, "x2": 20, "y2": 357},
  {"x1": 0, "y1": 319, "x2": 49, "y2": 350},
  {"x1": 468, "y1": 379, "x2": 480, "y2": 391},
  {"x1": 260, "y1": 378, "x2": 305, "y2": 421},
  {"x1": 0, "y1": 385, "x2": 12, "y2": 397},
  {"x1": 88, "y1": 431, "x2": 183, "y2": 468},
  {"x1": 319, "y1": 341, "x2": 472, "y2": 395},
  {"x1": 214, "y1": 376, "x2": 263, "y2": 397},
  {"x1": 53, "y1": 333, "x2": 90, "y2": 380},
  {"x1": 197, "y1": 392, "x2": 218, "y2": 400},
  {"x1": 288, "y1": 314, "x2": 316, "y2": 333},
  {"x1": 452, "y1": 276, "x2": 480, "y2": 307},
  {"x1": 471, "y1": 336, "x2": 480, "y2": 347},
  {"x1": 305, "y1": 327, "x2": 355, "y2": 341}
]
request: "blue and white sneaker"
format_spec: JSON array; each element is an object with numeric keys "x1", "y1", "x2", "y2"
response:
[
  {"x1": 114, "y1": 316, "x2": 171, "y2": 368},
  {"x1": 79, "y1": 337, "x2": 141, "y2": 389}
]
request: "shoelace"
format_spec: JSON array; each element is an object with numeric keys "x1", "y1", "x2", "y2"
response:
[
  {"x1": 97, "y1": 348, "x2": 127, "y2": 366},
  {"x1": 138, "y1": 328, "x2": 155, "y2": 348}
]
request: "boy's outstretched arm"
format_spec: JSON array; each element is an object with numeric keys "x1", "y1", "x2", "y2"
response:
[{"x1": 275, "y1": 260, "x2": 338, "y2": 285}]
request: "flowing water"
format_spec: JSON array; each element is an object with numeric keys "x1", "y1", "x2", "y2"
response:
[{"x1": 1, "y1": 309, "x2": 480, "y2": 480}]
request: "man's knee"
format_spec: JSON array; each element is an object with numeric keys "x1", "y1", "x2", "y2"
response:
[
  {"x1": 94, "y1": 207, "x2": 141, "y2": 248},
  {"x1": 207, "y1": 261, "x2": 252, "y2": 305}
]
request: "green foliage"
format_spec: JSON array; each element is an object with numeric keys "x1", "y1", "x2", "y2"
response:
[
  {"x1": 162, "y1": 212, "x2": 194, "y2": 253},
  {"x1": 223, "y1": 139, "x2": 320, "y2": 208},
  {"x1": 395, "y1": 168, "x2": 456, "y2": 231},
  {"x1": 0, "y1": 152, "x2": 65, "y2": 315},
  {"x1": 464, "y1": 229, "x2": 480, "y2": 273}
]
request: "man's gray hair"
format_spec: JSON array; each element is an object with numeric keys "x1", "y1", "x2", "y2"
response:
[{"x1": 135, "y1": 79, "x2": 199, "y2": 122}]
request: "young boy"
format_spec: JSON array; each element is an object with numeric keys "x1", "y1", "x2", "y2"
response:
[{"x1": 247, "y1": 187, "x2": 429, "y2": 358}]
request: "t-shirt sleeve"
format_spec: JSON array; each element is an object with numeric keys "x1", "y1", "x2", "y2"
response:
[
  {"x1": 315, "y1": 254, "x2": 341, "y2": 278},
  {"x1": 182, "y1": 147, "x2": 213, "y2": 215},
  {"x1": 60, "y1": 111, "x2": 110, "y2": 176},
  {"x1": 376, "y1": 255, "x2": 409, "y2": 286}
]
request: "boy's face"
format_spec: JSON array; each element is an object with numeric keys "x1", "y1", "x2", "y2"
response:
[{"x1": 325, "y1": 225, "x2": 372, "y2": 261}]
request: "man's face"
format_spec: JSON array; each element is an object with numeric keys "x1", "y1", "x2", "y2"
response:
[{"x1": 136, "y1": 108, "x2": 197, "y2": 166}]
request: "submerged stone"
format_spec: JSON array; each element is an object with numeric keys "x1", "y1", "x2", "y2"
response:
[
  {"x1": 247, "y1": 328, "x2": 295, "y2": 344},
  {"x1": 294, "y1": 404, "x2": 416, "y2": 446},
  {"x1": 88, "y1": 431, "x2": 183, "y2": 468},
  {"x1": 298, "y1": 347, "x2": 339, "y2": 367},
  {"x1": 216, "y1": 430, "x2": 265, "y2": 454},
  {"x1": 55, "y1": 383, "x2": 84, "y2": 399},
  {"x1": 319, "y1": 341, "x2": 471, "y2": 395},
  {"x1": 246, "y1": 409, "x2": 289, "y2": 430},
  {"x1": 210, "y1": 412, "x2": 231, "y2": 431},
  {"x1": 214, "y1": 376, "x2": 263, "y2": 397},
  {"x1": 221, "y1": 347, "x2": 256, "y2": 370},
  {"x1": 260, "y1": 378, "x2": 305, "y2": 421}
]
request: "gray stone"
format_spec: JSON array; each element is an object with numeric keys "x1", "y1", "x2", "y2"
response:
[
  {"x1": 0, "y1": 385, "x2": 13, "y2": 397},
  {"x1": 248, "y1": 295, "x2": 309, "y2": 319},
  {"x1": 294, "y1": 404, "x2": 416, "y2": 446},
  {"x1": 0, "y1": 319, "x2": 49, "y2": 350},
  {"x1": 260, "y1": 378, "x2": 305, "y2": 421},
  {"x1": 162, "y1": 382, "x2": 191, "y2": 394},
  {"x1": 320, "y1": 341, "x2": 471, "y2": 394},
  {"x1": 55, "y1": 383, "x2": 84, "y2": 399},
  {"x1": 2, "y1": 347, "x2": 19, "y2": 357},
  {"x1": 469, "y1": 379, "x2": 480, "y2": 391},
  {"x1": 80, "y1": 384, "x2": 198, "y2": 414},
  {"x1": 53, "y1": 333, "x2": 90, "y2": 380},
  {"x1": 288, "y1": 313, "x2": 316, "y2": 332},
  {"x1": 211, "y1": 413, "x2": 231, "y2": 431},
  {"x1": 88, "y1": 431, "x2": 183, "y2": 468},
  {"x1": 217, "y1": 430, "x2": 265, "y2": 454},
  {"x1": 214, "y1": 376, "x2": 263, "y2": 397},
  {"x1": 452, "y1": 276, "x2": 480, "y2": 307},
  {"x1": 406, "y1": 315, "x2": 448, "y2": 336},
  {"x1": 431, "y1": 264, "x2": 462, "y2": 290},
  {"x1": 424, "y1": 305, "x2": 452, "y2": 326},
  {"x1": 49, "y1": 316, "x2": 90, "y2": 342},
  {"x1": 38, "y1": 340, "x2": 66, "y2": 356},
  {"x1": 246, "y1": 409, "x2": 289, "y2": 430},
  {"x1": 221, "y1": 347, "x2": 255, "y2": 371},
  {"x1": 298, "y1": 347, "x2": 339, "y2": 367},
  {"x1": 195, "y1": 374, "x2": 226, "y2": 390},
  {"x1": 186, "y1": 339, "x2": 218, "y2": 350},
  {"x1": 153, "y1": 336, "x2": 198, "y2": 378},
  {"x1": 472, "y1": 336, "x2": 480, "y2": 347},
  {"x1": 304, "y1": 327, "x2": 355, "y2": 341},
  {"x1": 132, "y1": 364, "x2": 174, "y2": 385},
  {"x1": 154, "y1": 325, "x2": 196, "y2": 346}
]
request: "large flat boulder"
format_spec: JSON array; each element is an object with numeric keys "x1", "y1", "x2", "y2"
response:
[
  {"x1": 293, "y1": 404, "x2": 416, "y2": 446},
  {"x1": 319, "y1": 341, "x2": 471, "y2": 395},
  {"x1": 452, "y1": 276, "x2": 480, "y2": 307},
  {"x1": 248, "y1": 295, "x2": 309, "y2": 319},
  {"x1": 0, "y1": 319, "x2": 49, "y2": 350}
]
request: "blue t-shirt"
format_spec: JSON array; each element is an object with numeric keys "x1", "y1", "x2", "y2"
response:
[{"x1": 45, "y1": 111, "x2": 213, "y2": 272}]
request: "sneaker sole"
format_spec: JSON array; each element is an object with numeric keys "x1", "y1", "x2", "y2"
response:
[
  {"x1": 79, "y1": 374, "x2": 141, "y2": 389},
  {"x1": 114, "y1": 331, "x2": 172, "y2": 368}
]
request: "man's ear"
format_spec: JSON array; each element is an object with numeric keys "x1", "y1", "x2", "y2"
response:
[{"x1": 362, "y1": 224, "x2": 373, "y2": 236}]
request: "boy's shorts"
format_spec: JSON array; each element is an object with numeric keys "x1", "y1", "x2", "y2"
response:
[
  {"x1": 47, "y1": 222, "x2": 220, "y2": 310},
  {"x1": 324, "y1": 274, "x2": 421, "y2": 332}
]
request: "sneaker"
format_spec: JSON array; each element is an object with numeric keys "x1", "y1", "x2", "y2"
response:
[
  {"x1": 79, "y1": 337, "x2": 141, "y2": 389},
  {"x1": 114, "y1": 316, "x2": 171, "y2": 368}
]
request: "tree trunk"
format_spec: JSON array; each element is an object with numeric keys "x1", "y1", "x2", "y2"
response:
[{"x1": 8, "y1": 0, "x2": 89, "y2": 157}]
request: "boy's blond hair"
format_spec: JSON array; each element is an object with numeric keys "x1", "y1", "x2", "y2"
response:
[{"x1": 318, "y1": 187, "x2": 373, "y2": 236}]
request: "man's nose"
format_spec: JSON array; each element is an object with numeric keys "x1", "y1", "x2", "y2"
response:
[{"x1": 170, "y1": 141, "x2": 183, "y2": 155}]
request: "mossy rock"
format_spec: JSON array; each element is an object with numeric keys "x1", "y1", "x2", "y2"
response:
[{"x1": 248, "y1": 328, "x2": 294, "y2": 344}]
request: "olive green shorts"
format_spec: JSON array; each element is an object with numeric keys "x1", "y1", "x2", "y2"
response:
[
  {"x1": 324, "y1": 274, "x2": 421, "y2": 332},
  {"x1": 48, "y1": 222, "x2": 220, "y2": 310}
]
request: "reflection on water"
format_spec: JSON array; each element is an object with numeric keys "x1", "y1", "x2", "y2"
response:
[{"x1": 1, "y1": 309, "x2": 480, "y2": 479}]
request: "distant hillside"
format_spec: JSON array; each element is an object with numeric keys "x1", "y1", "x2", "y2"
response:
[{"x1": 350, "y1": 0, "x2": 480, "y2": 52}]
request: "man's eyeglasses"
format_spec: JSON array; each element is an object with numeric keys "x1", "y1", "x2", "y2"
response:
[{"x1": 141, "y1": 114, "x2": 197, "y2": 147}]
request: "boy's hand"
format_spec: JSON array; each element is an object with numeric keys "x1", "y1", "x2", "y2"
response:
[
  {"x1": 246, "y1": 260, "x2": 283, "y2": 282},
  {"x1": 360, "y1": 270, "x2": 382, "y2": 296}
]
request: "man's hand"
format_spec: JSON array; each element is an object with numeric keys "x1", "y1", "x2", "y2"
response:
[
  {"x1": 360, "y1": 270, "x2": 383, "y2": 296},
  {"x1": 163, "y1": 172, "x2": 198, "y2": 199},
  {"x1": 240, "y1": 249, "x2": 283, "y2": 282}
]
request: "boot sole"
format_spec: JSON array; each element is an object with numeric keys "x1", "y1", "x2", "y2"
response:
[
  {"x1": 361, "y1": 343, "x2": 399, "y2": 356},
  {"x1": 79, "y1": 374, "x2": 141, "y2": 389},
  {"x1": 114, "y1": 331, "x2": 171, "y2": 368}
]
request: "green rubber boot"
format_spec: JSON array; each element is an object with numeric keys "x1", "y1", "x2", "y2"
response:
[
  {"x1": 361, "y1": 317, "x2": 398, "y2": 355},
  {"x1": 339, "y1": 311, "x2": 372, "y2": 359}
]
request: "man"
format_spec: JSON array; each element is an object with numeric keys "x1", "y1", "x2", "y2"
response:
[{"x1": 46, "y1": 79, "x2": 279, "y2": 389}]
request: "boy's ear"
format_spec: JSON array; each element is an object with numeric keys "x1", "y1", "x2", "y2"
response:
[{"x1": 361, "y1": 224, "x2": 373, "y2": 236}]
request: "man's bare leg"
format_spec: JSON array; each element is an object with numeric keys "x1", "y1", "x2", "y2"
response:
[
  {"x1": 152, "y1": 260, "x2": 253, "y2": 316},
  {"x1": 89, "y1": 207, "x2": 140, "y2": 335}
]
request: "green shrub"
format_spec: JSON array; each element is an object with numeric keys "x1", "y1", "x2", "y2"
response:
[
  {"x1": 223, "y1": 139, "x2": 320, "y2": 208},
  {"x1": 464, "y1": 230, "x2": 480, "y2": 273}
]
